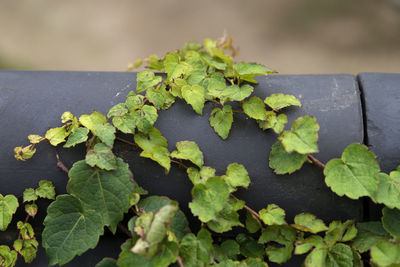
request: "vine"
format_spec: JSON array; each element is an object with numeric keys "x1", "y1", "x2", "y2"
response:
[{"x1": 1, "y1": 35, "x2": 399, "y2": 266}]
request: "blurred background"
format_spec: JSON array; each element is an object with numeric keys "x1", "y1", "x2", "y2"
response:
[{"x1": 0, "y1": 0, "x2": 399, "y2": 74}]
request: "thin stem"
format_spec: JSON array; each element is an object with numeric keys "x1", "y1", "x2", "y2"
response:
[
  {"x1": 232, "y1": 109, "x2": 244, "y2": 113},
  {"x1": 118, "y1": 223, "x2": 132, "y2": 238},
  {"x1": 56, "y1": 152, "x2": 69, "y2": 174},
  {"x1": 171, "y1": 159, "x2": 189, "y2": 170},
  {"x1": 307, "y1": 154, "x2": 326, "y2": 169},
  {"x1": 231, "y1": 195, "x2": 260, "y2": 220},
  {"x1": 87, "y1": 135, "x2": 96, "y2": 152},
  {"x1": 116, "y1": 137, "x2": 139, "y2": 148},
  {"x1": 177, "y1": 256, "x2": 185, "y2": 267}
]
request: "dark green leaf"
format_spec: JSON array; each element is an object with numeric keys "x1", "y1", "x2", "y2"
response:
[
  {"x1": 269, "y1": 141, "x2": 307, "y2": 175},
  {"x1": 85, "y1": 143, "x2": 117, "y2": 170},
  {"x1": 96, "y1": 258, "x2": 118, "y2": 267},
  {"x1": 259, "y1": 225, "x2": 296, "y2": 264},
  {"x1": 382, "y1": 207, "x2": 400, "y2": 238},
  {"x1": 236, "y1": 233, "x2": 265, "y2": 259},
  {"x1": 352, "y1": 221, "x2": 390, "y2": 253}
]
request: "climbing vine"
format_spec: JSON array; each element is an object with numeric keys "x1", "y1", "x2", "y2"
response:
[{"x1": 2, "y1": 36, "x2": 399, "y2": 266}]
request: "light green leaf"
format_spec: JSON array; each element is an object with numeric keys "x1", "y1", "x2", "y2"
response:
[
  {"x1": 107, "y1": 103, "x2": 128, "y2": 118},
  {"x1": 207, "y1": 200, "x2": 243, "y2": 233},
  {"x1": 264, "y1": 93, "x2": 301, "y2": 111},
  {"x1": 126, "y1": 94, "x2": 145, "y2": 111},
  {"x1": 0, "y1": 194, "x2": 19, "y2": 231},
  {"x1": 134, "y1": 127, "x2": 170, "y2": 172},
  {"x1": 189, "y1": 177, "x2": 230, "y2": 222},
  {"x1": 79, "y1": 111, "x2": 107, "y2": 132},
  {"x1": 324, "y1": 220, "x2": 357, "y2": 246},
  {"x1": 35, "y1": 180, "x2": 56, "y2": 200},
  {"x1": 304, "y1": 247, "x2": 327, "y2": 267},
  {"x1": 324, "y1": 143, "x2": 380, "y2": 199},
  {"x1": 171, "y1": 141, "x2": 204, "y2": 168},
  {"x1": 23, "y1": 188, "x2": 37, "y2": 203},
  {"x1": 221, "y1": 84, "x2": 254, "y2": 102},
  {"x1": 42, "y1": 195, "x2": 103, "y2": 266},
  {"x1": 259, "y1": 225, "x2": 296, "y2": 264},
  {"x1": 15, "y1": 237, "x2": 39, "y2": 263},
  {"x1": 68, "y1": 159, "x2": 134, "y2": 233},
  {"x1": 259, "y1": 204, "x2": 286, "y2": 226},
  {"x1": 136, "y1": 71, "x2": 162, "y2": 93},
  {"x1": 242, "y1": 96, "x2": 266, "y2": 120},
  {"x1": 242, "y1": 258, "x2": 268, "y2": 267},
  {"x1": 352, "y1": 221, "x2": 390, "y2": 253},
  {"x1": 269, "y1": 141, "x2": 307, "y2": 175},
  {"x1": 201, "y1": 54, "x2": 226, "y2": 70},
  {"x1": 233, "y1": 62, "x2": 274, "y2": 83},
  {"x1": 96, "y1": 258, "x2": 118, "y2": 267},
  {"x1": 206, "y1": 77, "x2": 227, "y2": 99},
  {"x1": 146, "y1": 54, "x2": 164, "y2": 71},
  {"x1": 258, "y1": 111, "x2": 287, "y2": 134},
  {"x1": 86, "y1": 143, "x2": 117, "y2": 170},
  {"x1": 382, "y1": 207, "x2": 400, "y2": 238},
  {"x1": 61, "y1": 111, "x2": 74, "y2": 123},
  {"x1": 373, "y1": 170, "x2": 400, "y2": 209},
  {"x1": 209, "y1": 105, "x2": 233, "y2": 140},
  {"x1": 370, "y1": 240, "x2": 400, "y2": 266},
  {"x1": 25, "y1": 203, "x2": 38, "y2": 217},
  {"x1": 112, "y1": 114, "x2": 136, "y2": 134},
  {"x1": 64, "y1": 127, "x2": 89, "y2": 148},
  {"x1": 92, "y1": 123, "x2": 116, "y2": 147},
  {"x1": 187, "y1": 166, "x2": 216, "y2": 185},
  {"x1": 292, "y1": 213, "x2": 328, "y2": 234},
  {"x1": 0, "y1": 245, "x2": 18, "y2": 267},
  {"x1": 279, "y1": 116, "x2": 319, "y2": 154},
  {"x1": 164, "y1": 52, "x2": 190, "y2": 81},
  {"x1": 295, "y1": 235, "x2": 324, "y2": 255},
  {"x1": 179, "y1": 232, "x2": 212, "y2": 266},
  {"x1": 28, "y1": 134, "x2": 43, "y2": 144},
  {"x1": 214, "y1": 240, "x2": 240, "y2": 262},
  {"x1": 182, "y1": 84, "x2": 205, "y2": 115},
  {"x1": 326, "y1": 243, "x2": 353, "y2": 267},
  {"x1": 132, "y1": 105, "x2": 158, "y2": 134},
  {"x1": 223, "y1": 163, "x2": 250, "y2": 190},
  {"x1": 45, "y1": 127, "x2": 67, "y2": 146},
  {"x1": 14, "y1": 145, "x2": 36, "y2": 161}
]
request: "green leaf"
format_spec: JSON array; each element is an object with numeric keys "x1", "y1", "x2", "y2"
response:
[
  {"x1": 279, "y1": 116, "x2": 319, "y2": 154},
  {"x1": 134, "y1": 127, "x2": 171, "y2": 172},
  {"x1": 25, "y1": 203, "x2": 38, "y2": 217},
  {"x1": 61, "y1": 111, "x2": 74, "y2": 123},
  {"x1": 93, "y1": 123, "x2": 116, "y2": 147},
  {"x1": 259, "y1": 204, "x2": 286, "y2": 226},
  {"x1": 324, "y1": 143, "x2": 380, "y2": 199},
  {"x1": 382, "y1": 207, "x2": 400, "y2": 238},
  {"x1": 259, "y1": 225, "x2": 296, "y2": 264},
  {"x1": 112, "y1": 114, "x2": 136, "y2": 134},
  {"x1": 181, "y1": 84, "x2": 205, "y2": 115},
  {"x1": 207, "y1": 199, "x2": 243, "y2": 233},
  {"x1": 79, "y1": 111, "x2": 107, "y2": 132},
  {"x1": 86, "y1": 143, "x2": 118, "y2": 170},
  {"x1": 370, "y1": 240, "x2": 400, "y2": 266},
  {"x1": 171, "y1": 141, "x2": 204, "y2": 168},
  {"x1": 352, "y1": 221, "x2": 390, "y2": 253},
  {"x1": 304, "y1": 247, "x2": 327, "y2": 267},
  {"x1": 0, "y1": 194, "x2": 19, "y2": 231},
  {"x1": 233, "y1": 62, "x2": 274, "y2": 83},
  {"x1": 136, "y1": 71, "x2": 162, "y2": 93},
  {"x1": 35, "y1": 180, "x2": 56, "y2": 200},
  {"x1": 223, "y1": 163, "x2": 250, "y2": 190},
  {"x1": 96, "y1": 257, "x2": 118, "y2": 267},
  {"x1": 264, "y1": 93, "x2": 301, "y2": 111},
  {"x1": 295, "y1": 235, "x2": 324, "y2": 255},
  {"x1": 236, "y1": 233, "x2": 265, "y2": 258},
  {"x1": 42, "y1": 195, "x2": 104, "y2": 266},
  {"x1": 245, "y1": 210, "x2": 261, "y2": 233},
  {"x1": 45, "y1": 127, "x2": 67, "y2": 146},
  {"x1": 187, "y1": 166, "x2": 216, "y2": 185},
  {"x1": 147, "y1": 54, "x2": 164, "y2": 71},
  {"x1": 292, "y1": 213, "x2": 328, "y2": 234},
  {"x1": 14, "y1": 145, "x2": 36, "y2": 161},
  {"x1": 324, "y1": 220, "x2": 357, "y2": 246},
  {"x1": 242, "y1": 258, "x2": 268, "y2": 267},
  {"x1": 15, "y1": 237, "x2": 39, "y2": 263},
  {"x1": 64, "y1": 127, "x2": 89, "y2": 148},
  {"x1": 0, "y1": 245, "x2": 17, "y2": 267},
  {"x1": 326, "y1": 243, "x2": 353, "y2": 267},
  {"x1": 373, "y1": 170, "x2": 400, "y2": 209},
  {"x1": 23, "y1": 188, "x2": 37, "y2": 202},
  {"x1": 189, "y1": 177, "x2": 230, "y2": 222},
  {"x1": 107, "y1": 103, "x2": 128, "y2": 118},
  {"x1": 269, "y1": 141, "x2": 307, "y2": 175},
  {"x1": 179, "y1": 232, "x2": 213, "y2": 266},
  {"x1": 146, "y1": 85, "x2": 175, "y2": 110},
  {"x1": 126, "y1": 94, "x2": 145, "y2": 111},
  {"x1": 209, "y1": 105, "x2": 233, "y2": 140},
  {"x1": 201, "y1": 54, "x2": 226, "y2": 70},
  {"x1": 214, "y1": 239, "x2": 240, "y2": 262},
  {"x1": 164, "y1": 52, "x2": 190, "y2": 81},
  {"x1": 242, "y1": 96, "x2": 267, "y2": 120},
  {"x1": 132, "y1": 105, "x2": 158, "y2": 134},
  {"x1": 221, "y1": 84, "x2": 254, "y2": 102},
  {"x1": 260, "y1": 112, "x2": 288, "y2": 134},
  {"x1": 68, "y1": 159, "x2": 134, "y2": 233},
  {"x1": 28, "y1": 134, "x2": 43, "y2": 144}
]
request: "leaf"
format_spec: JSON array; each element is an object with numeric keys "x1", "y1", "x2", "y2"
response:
[
  {"x1": 0, "y1": 245, "x2": 18, "y2": 267},
  {"x1": 373, "y1": 170, "x2": 400, "y2": 209},
  {"x1": 61, "y1": 111, "x2": 74, "y2": 123},
  {"x1": 132, "y1": 105, "x2": 158, "y2": 134},
  {"x1": 214, "y1": 239, "x2": 240, "y2": 262},
  {"x1": 201, "y1": 54, "x2": 226, "y2": 70},
  {"x1": 242, "y1": 258, "x2": 268, "y2": 267},
  {"x1": 35, "y1": 180, "x2": 56, "y2": 200},
  {"x1": 259, "y1": 225, "x2": 296, "y2": 264},
  {"x1": 171, "y1": 141, "x2": 204, "y2": 168},
  {"x1": 86, "y1": 143, "x2": 118, "y2": 170},
  {"x1": 15, "y1": 237, "x2": 39, "y2": 263},
  {"x1": 233, "y1": 62, "x2": 274, "y2": 83},
  {"x1": 0, "y1": 194, "x2": 19, "y2": 231},
  {"x1": 209, "y1": 105, "x2": 233, "y2": 139},
  {"x1": 295, "y1": 235, "x2": 324, "y2": 255},
  {"x1": 304, "y1": 247, "x2": 327, "y2": 267},
  {"x1": 242, "y1": 96, "x2": 266, "y2": 120},
  {"x1": 28, "y1": 134, "x2": 43, "y2": 144},
  {"x1": 324, "y1": 143, "x2": 380, "y2": 199},
  {"x1": 382, "y1": 207, "x2": 400, "y2": 238},
  {"x1": 181, "y1": 84, "x2": 205, "y2": 115},
  {"x1": 25, "y1": 203, "x2": 38, "y2": 217},
  {"x1": 264, "y1": 93, "x2": 301, "y2": 111},
  {"x1": 370, "y1": 240, "x2": 400, "y2": 266},
  {"x1": 164, "y1": 52, "x2": 190, "y2": 81},
  {"x1": 112, "y1": 114, "x2": 136, "y2": 134},
  {"x1": 96, "y1": 257, "x2": 118, "y2": 267},
  {"x1": 79, "y1": 111, "x2": 107, "y2": 132},
  {"x1": 42, "y1": 195, "x2": 104, "y2": 266},
  {"x1": 326, "y1": 243, "x2": 353, "y2": 267},
  {"x1": 245, "y1": 210, "x2": 261, "y2": 233},
  {"x1": 92, "y1": 123, "x2": 116, "y2": 147},
  {"x1": 68, "y1": 159, "x2": 134, "y2": 233},
  {"x1": 134, "y1": 127, "x2": 171, "y2": 172},
  {"x1": 179, "y1": 232, "x2": 213, "y2": 266},
  {"x1": 223, "y1": 163, "x2": 250, "y2": 190},
  {"x1": 45, "y1": 127, "x2": 67, "y2": 146},
  {"x1": 14, "y1": 145, "x2": 36, "y2": 161},
  {"x1": 292, "y1": 213, "x2": 328, "y2": 234},
  {"x1": 258, "y1": 111, "x2": 288, "y2": 134},
  {"x1": 207, "y1": 200, "x2": 243, "y2": 233},
  {"x1": 279, "y1": 116, "x2": 319, "y2": 154},
  {"x1": 136, "y1": 71, "x2": 162, "y2": 93},
  {"x1": 259, "y1": 204, "x2": 287, "y2": 226},
  {"x1": 324, "y1": 220, "x2": 357, "y2": 246},
  {"x1": 23, "y1": 188, "x2": 37, "y2": 202},
  {"x1": 189, "y1": 177, "x2": 230, "y2": 222},
  {"x1": 64, "y1": 127, "x2": 89, "y2": 148},
  {"x1": 107, "y1": 103, "x2": 128, "y2": 118},
  {"x1": 221, "y1": 84, "x2": 254, "y2": 102},
  {"x1": 269, "y1": 141, "x2": 307, "y2": 175},
  {"x1": 352, "y1": 221, "x2": 390, "y2": 253},
  {"x1": 126, "y1": 94, "x2": 145, "y2": 110},
  {"x1": 236, "y1": 233, "x2": 265, "y2": 258}
]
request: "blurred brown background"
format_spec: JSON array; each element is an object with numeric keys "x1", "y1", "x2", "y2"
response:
[{"x1": 0, "y1": 0, "x2": 399, "y2": 74}]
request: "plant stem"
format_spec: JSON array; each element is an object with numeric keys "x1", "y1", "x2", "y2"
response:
[
  {"x1": 177, "y1": 256, "x2": 185, "y2": 267},
  {"x1": 171, "y1": 159, "x2": 189, "y2": 170},
  {"x1": 231, "y1": 194, "x2": 260, "y2": 220},
  {"x1": 232, "y1": 109, "x2": 244, "y2": 113},
  {"x1": 118, "y1": 223, "x2": 132, "y2": 238},
  {"x1": 116, "y1": 137, "x2": 139, "y2": 148},
  {"x1": 55, "y1": 152, "x2": 69, "y2": 174},
  {"x1": 307, "y1": 154, "x2": 325, "y2": 169},
  {"x1": 87, "y1": 135, "x2": 96, "y2": 152}
]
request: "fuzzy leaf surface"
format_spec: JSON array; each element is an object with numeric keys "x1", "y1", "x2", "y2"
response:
[
  {"x1": 209, "y1": 105, "x2": 233, "y2": 139},
  {"x1": 64, "y1": 127, "x2": 89, "y2": 148},
  {"x1": 242, "y1": 96, "x2": 266, "y2": 120},
  {"x1": 85, "y1": 143, "x2": 117, "y2": 170},
  {"x1": 373, "y1": 170, "x2": 400, "y2": 209},
  {"x1": 171, "y1": 141, "x2": 204, "y2": 168}
]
